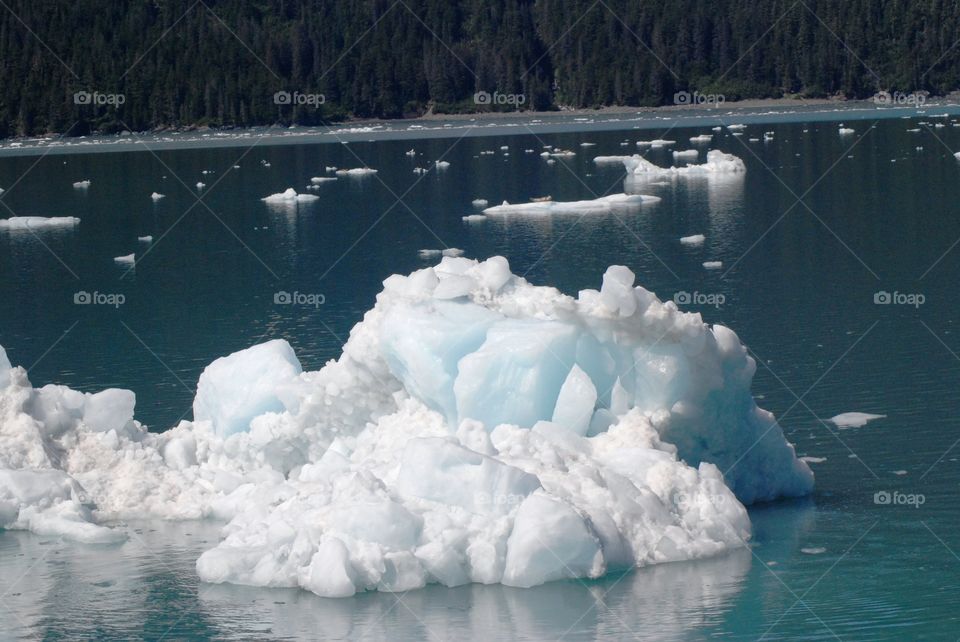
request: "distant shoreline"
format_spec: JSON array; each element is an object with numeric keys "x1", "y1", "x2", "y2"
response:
[{"x1": 0, "y1": 97, "x2": 956, "y2": 157}]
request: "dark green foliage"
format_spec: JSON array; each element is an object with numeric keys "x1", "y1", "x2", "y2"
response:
[{"x1": 0, "y1": 0, "x2": 957, "y2": 136}]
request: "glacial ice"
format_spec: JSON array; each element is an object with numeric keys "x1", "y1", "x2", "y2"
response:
[
  {"x1": 483, "y1": 194, "x2": 660, "y2": 217},
  {"x1": 261, "y1": 188, "x2": 320, "y2": 204},
  {"x1": 0, "y1": 258, "x2": 812, "y2": 596},
  {"x1": 680, "y1": 234, "x2": 706, "y2": 246},
  {"x1": 829, "y1": 412, "x2": 885, "y2": 428},
  {"x1": 623, "y1": 150, "x2": 746, "y2": 178},
  {"x1": 0, "y1": 216, "x2": 80, "y2": 230}
]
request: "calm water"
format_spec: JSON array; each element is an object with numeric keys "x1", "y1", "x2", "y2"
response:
[{"x1": 2, "y1": 113, "x2": 960, "y2": 639}]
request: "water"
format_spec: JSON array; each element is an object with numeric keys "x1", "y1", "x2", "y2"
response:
[{"x1": 2, "y1": 112, "x2": 960, "y2": 639}]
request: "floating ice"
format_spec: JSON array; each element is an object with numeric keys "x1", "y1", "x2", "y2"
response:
[
  {"x1": 471, "y1": 199, "x2": 488, "y2": 208},
  {"x1": 151, "y1": 192, "x2": 165, "y2": 201},
  {"x1": 137, "y1": 235, "x2": 153, "y2": 243},
  {"x1": 623, "y1": 150, "x2": 745, "y2": 178},
  {"x1": 703, "y1": 261, "x2": 723, "y2": 270},
  {"x1": 462, "y1": 214, "x2": 487, "y2": 223},
  {"x1": 689, "y1": 135, "x2": 713, "y2": 144},
  {"x1": 113, "y1": 253, "x2": 135, "y2": 264},
  {"x1": 839, "y1": 127, "x2": 855, "y2": 135},
  {"x1": 73, "y1": 180, "x2": 91, "y2": 189},
  {"x1": 593, "y1": 155, "x2": 634, "y2": 165},
  {"x1": 680, "y1": 234, "x2": 706, "y2": 246},
  {"x1": 727, "y1": 124, "x2": 747, "y2": 131},
  {"x1": 483, "y1": 194, "x2": 659, "y2": 217},
  {"x1": 0, "y1": 216, "x2": 80, "y2": 231},
  {"x1": 335, "y1": 168, "x2": 378, "y2": 177},
  {"x1": 196, "y1": 182, "x2": 206, "y2": 189},
  {"x1": 0, "y1": 258, "x2": 812, "y2": 594},
  {"x1": 418, "y1": 249, "x2": 442, "y2": 259},
  {"x1": 637, "y1": 139, "x2": 676, "y2": 147},
  {"x1": 435, "y1": 160, "x2": 451, "y2": 170},
  {"x1": 672, "y1": 150, "x2": 699, "y2": 160},
  {"x1": 405, "y1": 149, "x2": 416, "y2": 157},
  {"x1": 261, "y1": 188, "x2": 320, "y2": 204},
  {"x1": 310, "y1": 177, "x2": 337, "y2": 184},
  {"x1": 828, "y1": 412, "x2": 886, "y2": 428},
  {"x1": 441, "y1": 248, "x2": 464, "y2": 257}
]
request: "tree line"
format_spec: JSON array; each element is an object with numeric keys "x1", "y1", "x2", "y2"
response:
[{"x1": 1, "y1": 0, "x2": 958, "y2": 137}]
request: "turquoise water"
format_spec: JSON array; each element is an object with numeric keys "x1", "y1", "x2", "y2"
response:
[{"x1": 2, "y1": 112, "x2": 960, "y2": 639}]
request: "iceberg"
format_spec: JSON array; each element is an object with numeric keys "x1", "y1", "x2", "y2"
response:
[
  {"x1": 623, "y1": 150, "x2": 746, "y2": 177},
  {"x1": 672, "y1": 150, "x2": 699, "y2": 160},
  {"x1": 335, "y1": 168, "x2": 378, "y2": 177},
  {"x1": 0, "y1": 258, "x2": 812, "y2": 595},
  {"x1": 73, "y1": 180, "x2": 91, "y2": 189},
  {"x1": 483, "y1": 194, "x2": 660, "y2": 217},
  {"x1": 137, "y1": 235, "x2": 153, "y2": 243},
  {"x1": 471, "y1": 199, "x2": 488, "y2": 208},
  {"x1": 0, "y1": 216, "x2": 80, "y2": 231},
  {"x1": 593, "y1": 155, "x2": 634, "y2": 165},
  {"x1": 703, "y1": 261, "x2": 723, "y2": 269},
  {"x1": 261, "y1": 188, "x2": 320, "y2": 204},
  {"x1": 680, "y1": 234, "x2": 706, "y2": 246},
  {"x1": 113, "y1": 253, "x2": 135, "y2": 264},
  {"x1": 150, "y1": 192, "x2": 165, "y2": 201},
  {"x1": 310, "y1": 176, "x2": 337, "y2": 184}
]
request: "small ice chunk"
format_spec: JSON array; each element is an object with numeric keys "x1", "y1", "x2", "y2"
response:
[
  {"x1": 703, "y1": 261, "x2": 723, "y2": 270},
  {"x1": 137, "y1": 235, "x2": 153, "y2": 243},
  {"x1": 689, "y1": 134, "x2": 713, "y2": 143},
  {"x1": 672, "y1": 149, "x2": 699, "y2": 160},
  {"x1": 405, "y1": 149, "x2": 416, "y2": 157},
  {"x1": 680, "y1": 234, "x2": 706, "y2": 246},
  {"x1": 435, "y1": 160, "x2": 451, "y2": 169},
  {"x1": 839, "y1": 127, "x2": 855, "y2": 135},
  {"x1": 828, "y1": 412, "x2": 886, "y2": 428},
  {"x1": 261, "y1": 188, "x2": 320, "y2": 203},
  {"x1": 418, "y1": 249, "x2": 442, "y2": 259},
  {"x1": 471, "y1": 199, "x2": 488, "y2": 208},
  {"x1": 800, "y1": 456, "x2": 826, "y2": 464},
  {"x1": 196, "y1": 182, "x2": 206, "y2": 189},
  {"x1": 150, "y1": 192, "x2": 165, "y2": 201},
  {"x1": 113, "y1": 253, "x2": 135, "y2": 264},
  {"x1": 335, "y1": 167, "x2": 378, "y2": 176},
  {"x1": 72, "y1": 180, "x2": 91, "y2": 189},
  {"x1": 801, "y1": 547, "x2": 826, "y2": 555},
  {"x1": 441, "y1": 248, "x2": 464, "y2": 258},
  {"x1": 310, "y1": 176, "x2": 337, "y2": 183},
  {"x1": 462, "y1": 214, "x2": 487, "y2": 222},
  {"x1": 0, "y1": 217, "x2": 80, "y2": 231}
]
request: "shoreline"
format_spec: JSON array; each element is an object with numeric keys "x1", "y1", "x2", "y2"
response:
[{"x1": 0, "y1": 97, "x2": 954, "y2": 157}]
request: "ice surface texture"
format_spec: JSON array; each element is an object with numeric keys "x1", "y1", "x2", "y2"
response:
[{"x1": 0, "y1": 258, "x2": 812, "y2": 596}]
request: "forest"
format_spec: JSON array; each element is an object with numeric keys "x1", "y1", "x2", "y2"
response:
[{"x1": 1, "y1": 0, "x2": 958, "y2": 137}]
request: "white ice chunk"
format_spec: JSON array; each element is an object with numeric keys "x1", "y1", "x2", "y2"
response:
[
  {"x1": 0, "y1": 217, "x2": 80, "y2": 230},
  {"x1": 261, "y1": 188, "x2": 320, "y2": 203},
  {"x1": 483, "y1": 194, "x2": 658, "y2": 217},
  {"x1": 828, "y1": 412, "x2": 886, "y2": 428},
  {"x1": 73, "y1": 180, "x2": 91, "y2": 189},
  {"x1": 113, "y1": 254, "x2": 135, "y2": 264},
  {"x1": 551, "y1": 365, "x2": 598, "y2": 436},
  {"x1": 193, "y1": 340, "x2": 303, "y2": 437},
  {"x1": 151, "y1": 192, "x2": 165, "y2": 201},
  {"x1": 680, "y1": 234, "x2": 706, "y2": 246}
]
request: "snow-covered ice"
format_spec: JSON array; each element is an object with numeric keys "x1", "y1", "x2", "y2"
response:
[
  {"x1": 828, "y1": 412, "x2": 886, "y2": 428},
  {"x1": 0, "y1": 258, "x2": 812, "y2": 596},
  {"x1": 0, "y1": 216, "x2": 80, "y2": 230},
  {"x1": 483, "y1": 194, "x2": 660, "y2": 217},
  {"x1": 261, "y1": 188, "x2": 320, "y2": 204}
]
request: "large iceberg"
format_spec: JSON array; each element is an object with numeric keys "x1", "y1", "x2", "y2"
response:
[
  {"x1": 0, "y1": 258, "x2": 812, "y2": 596},
  {"x1": 623, "y1": 150, "x2": 746, "y2": 177}
]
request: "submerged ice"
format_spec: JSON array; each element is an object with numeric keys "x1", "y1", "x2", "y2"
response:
[{"x1": 0, "y1": 258, "x2": 812, "y2": 596}]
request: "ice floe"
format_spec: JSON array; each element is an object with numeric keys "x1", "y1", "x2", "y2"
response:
[
  {"x1": 623, "y1": 150, "x2": 746, "y2": 178},
  {"x1": 483, "y1": 194, "x2": 659, "y2": 217},
  {"x1": 680, "y1": 234, "x2": 706, "y2": 246},
  {"x1": 335, "y1": 168, "x2": 378, "y2": 177},
  {"x1": 261, "y1": 188, "x2": 320, "y2": 204},
  {"x1": 828, "y1": 412, "x2": 886, "y2": 428},
  {"x1": 0, "y1": 216, "x2": 80, "y2": 230}
]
